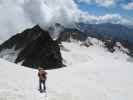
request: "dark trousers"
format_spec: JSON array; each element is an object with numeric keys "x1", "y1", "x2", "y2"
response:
[{"x1": 39, "y1": 79, "x2": 46, "y2": 91}]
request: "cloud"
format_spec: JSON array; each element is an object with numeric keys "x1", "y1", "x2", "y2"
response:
[
  {"x1": 23, "y1": 0, "x2": 80, "y2": 30},
  {"x1": 121, "y1": 2, "x2": 133, "y2": 10},
  {"x1": 0, "y1": 0, "x2": 133, "y2": 40},
  {"x1": 22, "y1": 0, "x2": 133, "y2": 28},
  {"x1": 95, "y1": 0, "x2": 116, "y2": 7},
  {"x1": 79, "y1": 12, "x2": 133, "y2": 25},
  {"x1": 78, "y1": 0, "x2": 117, "y2": 7},
  {"x1": 0, "y1": 0, "x2": 81, "y2": 40},
  {"x1": 0, "y1": 0, "x2": 33, "y2": 41},
  {"x1": 22, "y1": 0, "x2": 82, "y2": 39}
]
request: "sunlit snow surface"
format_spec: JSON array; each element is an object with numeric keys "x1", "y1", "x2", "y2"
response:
[{"x1": 0, "y1": 42, "x2": 133, "y2": 100}]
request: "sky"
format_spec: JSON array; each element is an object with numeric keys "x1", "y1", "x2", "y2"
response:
[
  {"x1": 75, "y1": 0, "x2": 133, "y2": 24},
  {"x1": 0, "y1": 0, "x2": 133, "y2": 41}
]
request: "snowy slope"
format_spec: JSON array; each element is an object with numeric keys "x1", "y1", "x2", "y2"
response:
[{"x1": 0, "y1": 42, "x2": 133, "y2": 100}]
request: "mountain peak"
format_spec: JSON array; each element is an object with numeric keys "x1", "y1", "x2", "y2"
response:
[{"x1": 0, "y1": 25, "x2": 64, "y2": 69}]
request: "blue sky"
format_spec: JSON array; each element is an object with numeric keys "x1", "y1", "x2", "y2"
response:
[{"x1": 75, "y1": 0, "x2": 133, "y2": 21}]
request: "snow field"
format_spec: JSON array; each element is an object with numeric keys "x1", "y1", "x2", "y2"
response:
[{"x1": 0, "y1": 42, "x2": 133, "y2": 100}]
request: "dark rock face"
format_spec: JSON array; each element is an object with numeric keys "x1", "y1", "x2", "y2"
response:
[
  {"x1": 0, "y1": 25, "x2": 63, "y2": 69},
  {"x1": 104, "y1": 40, "x2": 116, "y2": 53},
  {"x1": 99, "y1": 38, "x2": 133, "y2": 56},
  {"x1": 58, "y1": 28, "x2": 87, "y2": 42},
  {"x1": 120, "y1": 40, "x2": 133, "y2": 57}
]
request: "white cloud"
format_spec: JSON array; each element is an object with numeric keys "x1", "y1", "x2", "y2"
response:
[
  {"x1": 78, "y1": 0, "x2": 117, "y2": 7},
  {"x1": 0, "y1": 0, "x2": 34, "y2": 41},
  {"x1": 95, "y1": 0, "x2": 116, "y2": 7},
  {"x1": 0, "y1": 0, "x2": 132, "y2": 41},
  {"x1": 79, "y1": 12, "x2": 133, "y2": 25},
  {"x1": 121, "y1": 2, "x2": 133, "y2": 10},
  {"x1": 23, "y1": 0, "x2": 80, "y2": 29}
]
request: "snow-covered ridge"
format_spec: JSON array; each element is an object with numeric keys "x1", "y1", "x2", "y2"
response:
[
  {"x1": 84, "y1": 37, "x2": 129, "y2": 54},
  {"x1": 0, "y1": 35, "x2": 132, "y2": 66},
  {"x1": 61, "y1": 41, "x2": 131, "y2": 66}
]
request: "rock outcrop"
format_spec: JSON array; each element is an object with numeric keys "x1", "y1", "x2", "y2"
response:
[{"x1": 0, "y1": 25, "x2": 63, "y2": 69}]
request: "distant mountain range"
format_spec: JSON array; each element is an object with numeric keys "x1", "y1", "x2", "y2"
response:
[
  {"x1": 77, "y1": 23, "x2": 133, "y2": 43},
  {"x1": 58, "y1": 23, "x2": 133, "y2": 57},
  {"x1": 0, "y1": 23, "x2": 133, "y2": 69}
]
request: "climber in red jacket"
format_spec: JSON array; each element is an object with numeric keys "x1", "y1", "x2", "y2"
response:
[{"x1": 38, "y1": 67, "x2": 47, "y2": 92}]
